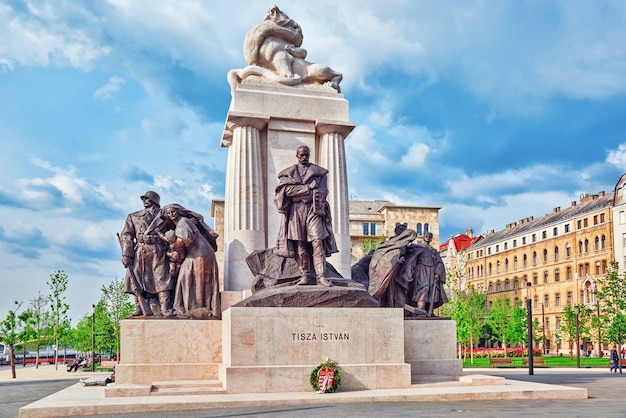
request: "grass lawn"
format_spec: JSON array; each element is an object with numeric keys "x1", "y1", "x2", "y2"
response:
[{"x1": 462, "y1": 355, "x2": 613, "y2": 368}]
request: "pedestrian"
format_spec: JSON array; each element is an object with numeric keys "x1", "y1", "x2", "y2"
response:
[
  {"x1": 610, "y1": 344, "x2": 620, "y2": 373},
  {"x1": 621, "y1": 347, "x2": 625, "y2": 359}
]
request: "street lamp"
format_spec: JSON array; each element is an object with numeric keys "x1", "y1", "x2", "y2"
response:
[
  {"x1": 91, "y1": 304, "x2": 96, "y2": 372},
  {"x1": 526, "y1": 282, "x2": 534, "y2": 375}
]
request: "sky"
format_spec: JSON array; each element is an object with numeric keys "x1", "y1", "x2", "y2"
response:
[{"x1": 1, "y1": 0, "x2": 626, "y2": 323}]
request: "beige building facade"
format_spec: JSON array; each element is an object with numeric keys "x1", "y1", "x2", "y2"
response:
[
  {"x1": 464, "y1": 191, "x2": 614, "y2": 354},
  {"x1": 349, "y1": 200, "x2": 441, "y2": 263}
]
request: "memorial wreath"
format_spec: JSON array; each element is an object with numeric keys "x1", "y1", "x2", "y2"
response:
[{"x1": 310, "y1": 359, "x2": 341, "y2": 393}]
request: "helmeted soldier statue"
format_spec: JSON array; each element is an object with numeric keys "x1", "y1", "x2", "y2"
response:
[{"x1": 119, "y1": 191, "x2": 174, "y2": 317}]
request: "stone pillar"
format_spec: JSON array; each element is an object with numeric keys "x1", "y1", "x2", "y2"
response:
[
  {"x1": 317, "y1": 121, "x2": 355, "y2": 278},
  {"x1": 223, "y1": 114, "x2": 269, "y2": 291}
]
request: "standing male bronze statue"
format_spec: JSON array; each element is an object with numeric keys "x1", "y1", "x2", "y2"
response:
[
  {"x1": 274, "y1": 146, "x2": 338, "y2": 287},
  {"x1": 119, "y1": 191, "x2": 174, "y2": 317}
]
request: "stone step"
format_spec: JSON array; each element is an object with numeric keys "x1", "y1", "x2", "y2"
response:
[{"x1": 150, "y1": 379, "x2": 226, "y2": 396}]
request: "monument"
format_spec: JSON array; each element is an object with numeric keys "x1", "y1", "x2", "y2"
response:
[{"x1": 109, "y1": 4, "x2": 462, "y2": 397}]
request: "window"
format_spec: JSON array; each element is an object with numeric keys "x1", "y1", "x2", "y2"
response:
[
  {"x1": 544, "y1": 294, "x2": 549, "y2": 308},
  {"x1": 543, "y1": 270, "x2": 549, "y2": 284},
  {"x1": 514, "y1": 278, "x2": 519, "y2": 289},
  {"x1": 567, "y1": 291, "x2": 573, "y2": 304},
  {"x1": 488, "y1": 263, "x2": 492, "y2": 274},
  {"x1": 505, "y1": 279, "x2": 510, "y2": 290},
  {"x1": 362, "y1": 223, "x2": 369, "y2": 235},
  {"x1": 522, "y1": 237, "x2": 527, "y2": 245},
  {"x1": 595, "y1": 261, "x2": 600, "y2": 275},
  {"x1": 554, "y1": 246, "x2": 559, "y2": 260},
  {"x1": 601, "y1": 235, "x2": 606, "y2": 249},
  {"x1": 533, "y1": 251, "x2": 537, "y2": 265},
  {"x1": 488, "y1": 247, "x2": 491, "y2": 255},
  {"x1": 602, "y1": 260, "x2": 607, "y2": 274},
  {"x1": 567, "y1": 266, "x2": 572, "y2": 280},
  {"x1": 595, "y1": 236, "x2": 600, "y2": 251},
  {"x1": 496, "y1": 261, "x2": 501, "y2": 273},
  {"x1": 593, "y1": 215, "x2": 598, "y2": 225},
  {"x1": 565, "y1": 224, "x2": 570, "y2": 233},
  {"x1": 600, "y1": 213, "x2": 605, "y2": 223},
  {"x1": 578, "y1": 241, "x2": 583, "y2": 254},
  {"x1": 533, "y1": 273, "x2": 538, "y2": 285},
  {"x1": 556, "y1": 316, "x2": 561, "y2": 330},
  {"x1": 543, "y1": 249, "x2": 548, "y2": 263},
  {"x1": 532, "y1": 234, "x2": 537, "y2": 242},
  {"x1": 424, "y1": 223, "x2": 429, "y2": 233},
  {"x1": 545, "y1": 318, "x2": 550, "y2": 332},
  {"x1": 566, "y1": 243, "x2": 571, "y2": 257},
  {"x1": 555, "y1": 293, "x2": 561, "y2": 307},
  {"x1": 584, "y1": 239, "x2": 589, "y2": 253},
  {"x1": 488, "y1": 282, "x2": 493, "y2": 293},
  {"x1": 534, "y1": 296, "x2": 539, "y2": 309},
  {"x1": 584, "y1": 218, "x2": 588, "y2": 227},
  {"x1": 553, "y1": 227, "x2": 558, "y2": 236},
  {"x1": 514, "y1": 256, "x2": 518, "y2": 269},
  {"x1": 621, "y1": 211, "x2": 626, "y2": 224},
  {"x1": 416, "y1": 223, "x2": 422, "y2": 235},
  {"x1": 523, "y1": 254, "x2": 527, "y2": 267},
  {"x1": 370, "y1": 223, "x2": 376, "y2": 235},
  {"x1": 513, "y1": 239, "x2": 517, "y2": 248},
  {"x1": 555, "y1": 268, "x2": 560, "y2": 282},
  {"x1": 505, "y1": 259, "x2": 509, "y2": 272},
  {"x1": 577, "y1": 220, "x2": 582, "y2": 229},
  {"x1": 542, "y1": 231, "x2": 547, "y2": 239},
  {"x1": 504, "y1": 242, "x2": 508, "y2": 250},
  {"x1": 495, "y1": 244, "x2": 500, "y2": 252}
]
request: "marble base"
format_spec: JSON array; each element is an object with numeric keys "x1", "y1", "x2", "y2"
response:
[{"x1": 110, "y1": 308, "x2": 462, "y2": 397}]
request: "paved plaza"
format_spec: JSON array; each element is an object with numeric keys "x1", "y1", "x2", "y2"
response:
[{"x1": 2, "y1": 364, "x2": 626, "y2": 417}]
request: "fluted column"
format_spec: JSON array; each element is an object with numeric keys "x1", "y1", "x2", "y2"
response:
[
  {"x1": 224, "y1": 115, "x2": 268, "y2": 291},
  {"x1": 317, "y1": 121, "x2": 355, "y2": 278}
]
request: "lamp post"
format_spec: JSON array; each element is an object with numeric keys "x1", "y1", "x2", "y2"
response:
[
  {"x1": 91, "y1": 304, "x2": 96, "y2": 372},
  {"x1": 526, "y1": 282, "x2": 534, "y2": 375}
]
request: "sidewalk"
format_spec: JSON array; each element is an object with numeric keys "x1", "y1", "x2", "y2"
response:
[
  {"x1": 0, "y1": 363, "x2": 111, "y2": 382},
  {"x1": 7, "y1": 365, "x2": 588, "y2": 418}
]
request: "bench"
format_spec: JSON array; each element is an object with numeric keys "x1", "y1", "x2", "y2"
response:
[
  {"x1": 522, "y1": 357, "x2": 548, "y2": 367},
  {"x1": 97, "y1": 360, "x2": 116, "y2": 370},
  {"x1": 608, "y1": 359, "x2": 626, "y2": 368},
  {"x1": 489, "y1": 358, "x2": 515, "y2": 368}
]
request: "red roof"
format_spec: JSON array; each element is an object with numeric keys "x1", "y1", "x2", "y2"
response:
[{"x1": 439, "y1": 234, "x2": 477, "y2": 252}]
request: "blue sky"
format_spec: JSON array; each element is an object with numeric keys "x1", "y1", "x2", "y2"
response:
[{"x1": 1, "y1": 0, "x2": 625, "y2": 322}]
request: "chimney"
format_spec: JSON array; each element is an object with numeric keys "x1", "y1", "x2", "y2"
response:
[
  {"x1": 466, "y1": 228, "x2": 473, "y2": 238},
  {"x1": 553, "y1": 207, "x2": 561, "y2": 213},
  {"x1": 572, "y1": 201, "x2": 577, "y2": 207},
  {"x1": 599, "y1": 191, "x2": 605, "y2": 197}
]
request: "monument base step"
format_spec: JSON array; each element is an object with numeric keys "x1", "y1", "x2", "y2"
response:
[{"x1": 151, "y1": 380, "x2": 225, "y2": 396}]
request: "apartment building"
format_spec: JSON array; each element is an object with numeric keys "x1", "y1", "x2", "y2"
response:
[{"x1": 464, "y1": 191, "x2": 614, "y2": 353}]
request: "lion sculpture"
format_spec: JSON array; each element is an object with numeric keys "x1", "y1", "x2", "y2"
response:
[{"x1": 228, "y1": 5, "x2": 342, "y2": 92}]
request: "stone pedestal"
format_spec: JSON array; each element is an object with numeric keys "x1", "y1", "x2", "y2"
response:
[
  {"x1": 221, "y1": 82, "x2": 355, "y2": 291},
  {"x1": 219, "y1": 307, "x2": 411, "y2": 393},
  {"x1": 110, "y1": 308, "x2": 462, "y2": 397},
  {"x1": 115, "y1": 320, "x2": 222, "y2": 385}
]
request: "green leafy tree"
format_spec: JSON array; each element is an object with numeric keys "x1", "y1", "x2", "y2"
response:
[
  {"x1": 556, "y1": 303, "x2": 592, "y2": 360},
  {"x1": 487, "y1": 296, "x2": 512, "y2": 357},
  {"x1": 98, "y1": 278, "x2": 133, "y2": 359},
  {"x1": 596, "y1": 261, "x2": 626, "y2": 370},
  {"x1": 362, "y1": 236, "x2": 385, "y2": 255},
  {"x1": 0, "y1": 301, "x2": 35, "y2": 379},
  {"x1": 23, "y1": 292, "x2": 52, "y2": 368},
  {"x1": 449, "y1": 286, "x2": 486, "y2": 363},
  {"x1": 506, "y1": 300, "x2": 528, "y2": 356},
  {"x1": 47, "y1": 270, "x2": 70, "y2": 369},
  {"x1": 532, "y1": 318, "x2": 544, "y2": 353},
  {"x1": 67, "y1": 314, "x2": 93, "y2": 355}
]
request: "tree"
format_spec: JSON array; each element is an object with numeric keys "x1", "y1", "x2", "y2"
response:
[
  {"x1": 556, "y1": 303, "x2": 592, "y2": 360},
  {"x1": 449, "y1": 286, "x2": 486, "y2": 364},
  {"x1": 0, "y1": 301, "x2": 35, "y2": 379},
  {"x1": 23, "y1": 292, "x2": 51, "y2": 368},
  {"x1": 595, "y1": 261, "x2": 626, "y2": 370},
  {"x1": 362, "y1": 236, "x2": 385, "y2": 255},
  {"x1": 487, "y1": 296, "x2": 512, "y2": 356},
  {"x1": 47, "y1": 270, "x2": 70, "y2": 369},
  {"x1": 506, "y1": 300, "x2": 528, "y2": 356},
  {"x1": 98, "y1": 278, "x2": 133, "y2": 359}
]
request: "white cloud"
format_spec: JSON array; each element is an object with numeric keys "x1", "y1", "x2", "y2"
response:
[
  {"x1": 400, "y1": 143, "x2": 430, "y2": 169},
  {"x1": 93, "y1": 76, "x2": 125, "y2": 100},
  {"x1": 607, "y1": 143, "x2": 626, "y2": 170}
]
